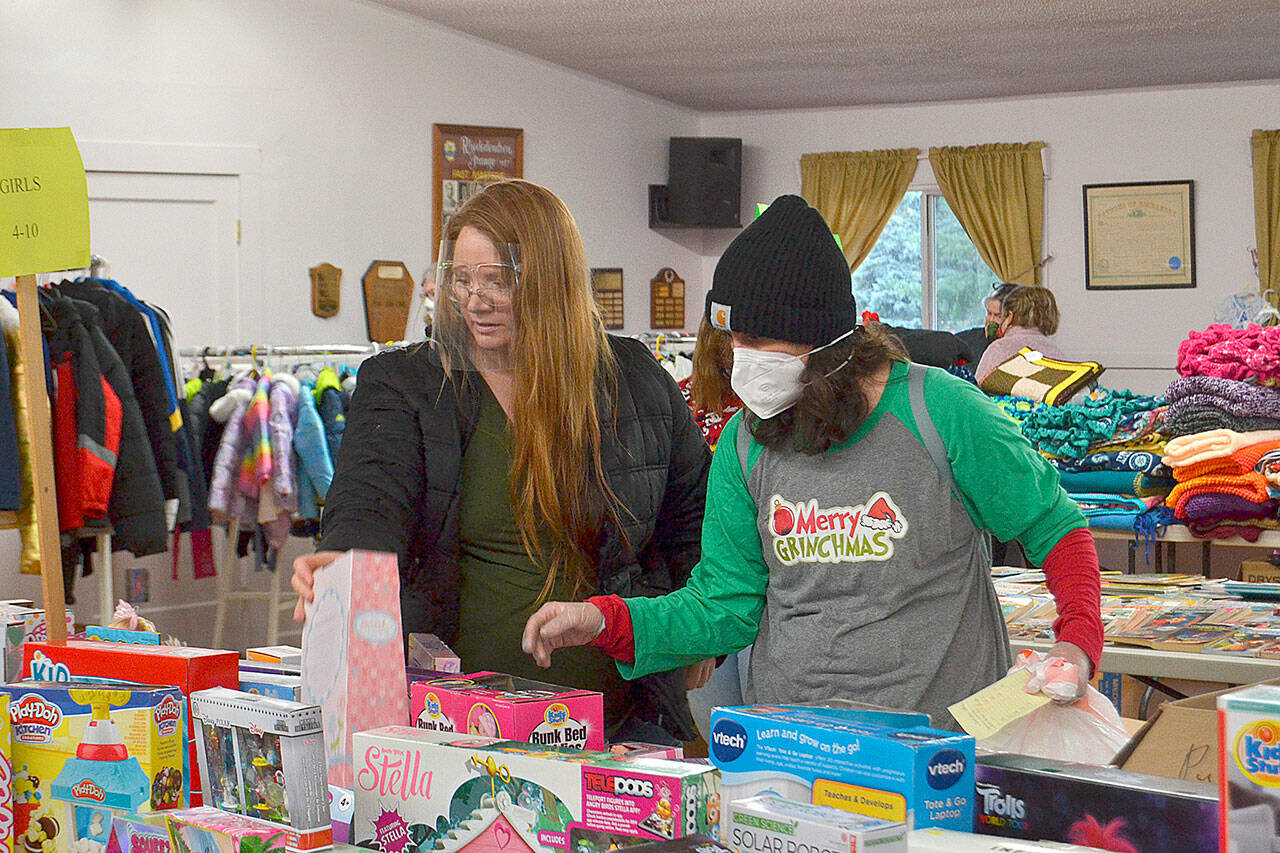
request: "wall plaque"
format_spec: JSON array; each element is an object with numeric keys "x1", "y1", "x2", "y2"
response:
[
  {"x1": 650, "y1": 267, "x2": 685, "y2": 330},
  {"x1": 591, "y1": 267, "x2": 624, "y2": 330},
  {"x1": 310, "y1": 262, "x2": 342, "y2": 318},
  {"x1": 362, "y1": 260, "x2": 414, "y2": 342}
]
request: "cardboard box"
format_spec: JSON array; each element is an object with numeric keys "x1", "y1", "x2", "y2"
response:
[
  {"x1": 410, "y1": 673, "x2": 604, "y2": 750},
  {"x1": 708, "y1": 705, "x2": 970, "y2": 833},
  {"x1": 165, "y1": 806, "x2": 291, "y2": 853},
  {"x1": 973, "y1": 753, "x2": 1216, "y2": 852},
  {"x1": 1219, "y1": 683, "x2": 1280, "y2": 853},
  {"x1": 237, "y1": 670, "x2": 303, "y2": 703},
  {"x1": 907, "y1": 829, "x2": 1094, "y2": 851},
  {"x1": 0, "y1": 681, "x2": 189, "y2": 851},
  {"x1": 351, "y1": 726, "x2": 720, "y2": 853},
  {"x1": 727, "y1": 794, "x2": 906, "y2": 853},
  {"x1": 22, "y1": 639, "x2": 239, "y2": 800},
  {"x1": 1, "y1": 606, "x2": 75, "y2": 683},
  {"x1": 1240, "y1": 559, "x2": 1280, "y2": 584},
  {"x1": 406, "y1": 634, "x2": 460, "y2": 674},
  {"x1": 2, "y1": 694, "x2": 12, "y2": 853},
  {"x1": 300, "y1": 550, "x2": 409, "y2": 790},
  {"x1": 189, "y1": 688, "x2": 331, "y2": 851},
  {"x1": 602, "y1": 837, "x2": 731, "y2": 853},
  {"x1": 1113, "y1": 676, "x2": 1280, "y2": 784},
  {"x1": 108, "y1": 815, "x2": 172, "y2": 853},
  {"x1": 246, "y1": 648, "x2": 303, "y2": 668}
]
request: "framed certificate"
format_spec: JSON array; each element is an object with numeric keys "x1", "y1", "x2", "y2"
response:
[
  {"x1": 1083, "y1": 180, "x2": 1195, "y2": 290},
  {"x1": 432, "y1": 124, "x2": 524, "y2": 258}
]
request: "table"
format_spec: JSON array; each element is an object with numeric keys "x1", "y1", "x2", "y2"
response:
[
  {"x1": 1090, "y1": 527, "x2": 1280, "y2": 574},
  {"x1": 1011, "y1": 638, "x2": 1280, "y2": 687}
]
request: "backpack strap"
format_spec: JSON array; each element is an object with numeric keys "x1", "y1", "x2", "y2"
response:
[
  {"x1": 736, "y1": 412, "x2": 754, "y2": 485},
  {"x1": 906, "y1": 362, "x2": 955, "y2": 494}
]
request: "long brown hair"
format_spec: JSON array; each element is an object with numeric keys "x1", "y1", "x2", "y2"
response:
[
  {"x1": 688, "y1": 317, "x2": 736, "y2": 414},
  {"x1": 445, "y1": 180, "x2": 620, "y2": 602},
  {"x1": 751, "y1": 322, "x2": 907, "y2": 454}
]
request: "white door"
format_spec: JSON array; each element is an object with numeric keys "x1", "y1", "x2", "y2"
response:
[{"x1": 85, "y1": 170, "x2": 241, "y2": 347}]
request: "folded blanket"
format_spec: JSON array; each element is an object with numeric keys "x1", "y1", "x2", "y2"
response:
[
  {"x1": 1181, "y1": 492, "x2": 1279, "y2": 523},
  {"x1": 1057, "y1": 470, "x2": 1174, "y2": 496},
  {"x1": 1163, "y1": 429, "x2": 1280, "y2": 467},
  {"x1": 1172, "y1": 439, "x2": 1280, "y2": 482},
  {"x1": 1166, "y1": 472, "x2": 1273, "y2": 516},
  {"x1": 1071, "y1": 493, "x2": 1160, "y2": 516},
  {"x1": 1053, "y1": 450, "x2": 1170, "y2": 475},
  {"x1": 1186, "y1": 517, "x2": 1280, "y2": 541},
  {"x1": 1164, "y1": 375, "x2": 1280, "y2": 418},
  {"x1": 1022, "y1": 391, "x2": 1164, "y2": 457},
  {"x1": 1164, "y1": 404, "x2": 1280, "y2": 438},
  {"x1": 1087, "y1": 434, "x2": 1168, "y2": 455},
  {"x1": 1178, "y1": 323, "x2": 1280, "y2": 383}
]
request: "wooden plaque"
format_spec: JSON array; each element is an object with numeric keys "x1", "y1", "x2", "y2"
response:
[
  {"x1": 362, "y1": 260, "x2": 414, "y2": 342},
  {"x1": 650, "y1": 267, "x2": 685, "y2": 330},
  {"x1": 432, "y1": 124, "x2": 524, "y2": 257},
  {"x1": 310, "y1": 262, "x2": 342, "y2": 318},
  {"x1": 591, "y1": 267, "x2": 624, "y2": 330}
]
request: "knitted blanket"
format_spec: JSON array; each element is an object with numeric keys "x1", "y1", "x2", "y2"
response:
[
  {"x1": 1177, "y1": 323, "x2": 1280, "y2": 383},
  {"x1": 1171, "y1": 439, "x2": 1280, "y2": 482},
  {"x1": 1166, "y1": 472, "x2": 1273, "y2": 516},
  {"x1": 1164, "y1": 404, "x2": 1280, "y2": 438},
  {"x1": 1186, "y1": 517, "x2": 1280, "y2": 541},
  {"x1": 1020, "y1": 390, "x2": 1164, "y2": 458},
  {"x1": 1164, "y1": 429, "x2": 1280, "y2": 467},
  {"x1": 1165, "y1": 375, "x2": 1280, "y2": 419},
  {"x1": 1181, "y1": 492, "x2": 1278, "y2": 523},
  {"x1": 1053, "y1": 450, "x2": 1169, "y2": 476}
]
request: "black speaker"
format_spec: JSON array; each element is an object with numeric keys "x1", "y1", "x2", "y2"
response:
[{"x1": 666, "y1": 137, "x2": 741, "y2": 227}]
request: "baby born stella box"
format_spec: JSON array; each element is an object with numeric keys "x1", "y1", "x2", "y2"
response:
[
  {"x1": 410, "y1": 674, "x2": 603, "y2": 750},
  {"x1": 351, "y1": 727, "x2": 720, "y2": 853}
]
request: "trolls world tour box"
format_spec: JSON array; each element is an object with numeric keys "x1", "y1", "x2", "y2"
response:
[
  {"x1": 973, "y1": 753, "x2": 1216, "y2": 852},
  {"x1": 0, "y1": 681, "x2": 188, "y2": 853},
  {"x1": 351, "y1": 727, "x2": 720, "y2": 853},
  {"x1": 410, "y1": 674, "x2": 603, "y2": 750},
  {"x1": 707, "y1": 705, "x2": 970, "y2": 833}
]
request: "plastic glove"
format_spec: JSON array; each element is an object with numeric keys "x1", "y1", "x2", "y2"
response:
[
  {"x1": 1014, "y1": 643, "x2": 1093, "y2": 704},
  {"x1": 522, "y1": 601, "x2": 606, "y2": 668}
]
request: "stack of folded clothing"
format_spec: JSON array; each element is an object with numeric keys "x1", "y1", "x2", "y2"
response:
[
  {"x1": 1163, "y1": 429, "x2": 1280, "y2": 540},
  {"x1": 1019, "y1": 389, "x2": 1166, "y2": 459},
  {"x1": 1163, "y1": 374, "x2": 1280, "y2": 437},
  {"x1": 1176, "y1": 323, "x2": 1280, "y2": 386}
]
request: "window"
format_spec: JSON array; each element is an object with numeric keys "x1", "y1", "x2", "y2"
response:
[{"x1": 851, "y1": 191, "x2": 993, "y2": 332}]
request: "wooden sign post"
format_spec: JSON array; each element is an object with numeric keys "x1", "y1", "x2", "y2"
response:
[{"x1": 0, "y1": 127, "x2": 93, "y2": 643}]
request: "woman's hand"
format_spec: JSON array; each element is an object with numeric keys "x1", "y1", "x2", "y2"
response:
[
  {"x1": 522, "y1": 602, "x2": 605, "y2": 668},
  {"x1": 291, "y1": 551, "x2": 342, "y2": 622},
  {"x1": 685, "y1": 659, "x2": 716, "y2": 690}
]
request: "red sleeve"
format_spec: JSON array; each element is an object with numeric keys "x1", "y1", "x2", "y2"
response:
[
  {"x1": 1042, "y1": 527, "x2": 1104, "y2": 671},
  {"x1": 585, "y1": 594, "x2": 635, "y2": 663}
]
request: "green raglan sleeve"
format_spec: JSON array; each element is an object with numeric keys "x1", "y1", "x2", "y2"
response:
[
  {"x1": 922, "y1": 370, "x2": 1086, "y2": 565},
  {"x1": 619, "y1": 412, "x2": 769, "y2": 680}
]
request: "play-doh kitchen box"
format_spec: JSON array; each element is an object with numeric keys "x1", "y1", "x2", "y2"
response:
[
  {"x1": 351, "y1": 727, "x2": 720, "y2": 853},
  {"x1": 410, "y1": 673, "x2": 604, "y2": 750}
]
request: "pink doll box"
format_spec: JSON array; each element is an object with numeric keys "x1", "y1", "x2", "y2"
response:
[
  {"x1": 351, "y1": 727, "x2": 720, "y2": 853},
  {"x1": 300, "y1": 551, "x2": 409, "y2": 790},
  {"x1": 165, "y1": 806, "x2": 296, "y2": 853},
  {"x1": 409, "y1": 674, "x2": 603, "y2": 750}
]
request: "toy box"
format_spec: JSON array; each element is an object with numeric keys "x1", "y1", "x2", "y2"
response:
[
  {"x1": 410, "y1": 673, "x2": 604, "y2": 750},
  {"x1": 973, "y1": 753, "x2": 1216, "y2": 852},
  {"x1": 236, "y1": 672, "x2": 302, "y2": 704},
  {"x1": 351, "y1": 726, "x2": 720, "y2": 853},
  {"x1": 22, "y1": 640, "x2": 238, "y2": 799},
  {"x1": 2, "y1": 695, "x2": 11, "y2": 853},
  {"x1": 107, "y1": 816, "x2": 171, "y2": 853},
  {"x1": 1218, "y1": 683, "x2": 1280, "y2": 852},
  {"x1": 907, "y1": 829, "x2": 1096, "y2": 851},
  {"x1": 246, "y1": 649, "x2": 302, "y2": 669},
  {"x1": 726, "y1": 794, "x2": 907, "y2": 853},
  {"x1": 609, "y1": 744, "x2": 684, "y2": 761},
  {"x1": 189, "y1": 689, "x2": 331, "y2": 851},
  {"x1": 326, "y1": 788, "x2": 352, "y2": 846},
  {"x1": 707, "y1": 706, "x2": 970, "y2": 833},
  {"x1": 164, "y1": 806, "x2": 289, "y2": 853},
  {"x1": 84, "y1": 628, "x2": 161, "y2": 646},
  {"x1": 576, "y1": 836, "x2": 730, "y2": 853},
  {"x1": 406, "y1": 635, "x2": 460, "y2": 674},
  {"x1": 0, "y1": 682, "x2": 188, "y2": 853},
  {"x1": 300, "y1": 550, "x2": 409, "y2": 790},
  {"x1": 1, "y1": 607, "x2": 75, "y2": 683}
]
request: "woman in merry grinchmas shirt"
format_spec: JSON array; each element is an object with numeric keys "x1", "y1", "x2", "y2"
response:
[{"x1": 523, "y1": 195, "x2": 1103, "y2": 729}]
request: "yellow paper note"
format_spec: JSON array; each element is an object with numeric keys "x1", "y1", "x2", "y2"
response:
[
  {"x1": 0, "y1": 127, "x2": 90, "y2": 277},
  {"x1": 948, "y1": 669, "x2": 1050, "y2": 740}
]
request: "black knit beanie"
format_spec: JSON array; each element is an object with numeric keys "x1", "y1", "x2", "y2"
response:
[{"x1": 706, "y1": 194, "x2": 856, "y2": 346}]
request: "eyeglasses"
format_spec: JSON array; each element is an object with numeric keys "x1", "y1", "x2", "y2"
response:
[{"x1": 443, "y1": 262, "x2": 517, "y2": 306}]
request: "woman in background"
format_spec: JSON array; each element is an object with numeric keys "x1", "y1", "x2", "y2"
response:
[{"x1": 975, "y1": 284, "x2": 1067, "y2": 384}]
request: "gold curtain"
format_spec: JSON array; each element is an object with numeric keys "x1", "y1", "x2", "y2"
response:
[
  {"x1": 1254, "y1": 129, "x2": 1280, "y2": 309},
  {"x1": 800, "y1": 149, "x2": 919, "y2": 272},
  {"x1": 929, "y1": 141, "x2": 1046, "y2": 286}
]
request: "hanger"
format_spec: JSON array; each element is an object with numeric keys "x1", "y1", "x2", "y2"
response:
[
  {"x1": 199, "y1": 347, "x2": 216, "y2": 381},
  {"x1": 1257, "y1": 289, "x2": 1280, "y2": 327}
]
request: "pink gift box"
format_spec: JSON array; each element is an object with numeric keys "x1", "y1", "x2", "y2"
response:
[
  {"x1": 301, "y1": 551, "x2": 410, "y2": 789},
  {"x1": 410, "y1": 672, "x2": 604, "y2": 750}
]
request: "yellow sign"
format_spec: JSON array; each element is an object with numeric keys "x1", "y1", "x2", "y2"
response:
[
  {"x1": 812, "y1": 778, "x2": 906, "y2": 822},
  {"x1": 947, "y1": 668, "x2": 1050, "y2": 741},
  {"x1": 0, "y1": 127, "x2": 90, "y2": 277}
]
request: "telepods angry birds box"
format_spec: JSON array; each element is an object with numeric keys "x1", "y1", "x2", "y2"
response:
[
  {"x1": 0, "y1": 682, "x2": 188, "y2": 853},
  {"x1": 409, "y1": 674, "x2": 603, "y2": 751},
  {"x1": 351, "y1": 727, "x2": 720, "y2": 853}
]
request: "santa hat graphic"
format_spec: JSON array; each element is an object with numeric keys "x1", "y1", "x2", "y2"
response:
[{"x1": 862, "y1": 496, "x2": 903, "y2": 534}]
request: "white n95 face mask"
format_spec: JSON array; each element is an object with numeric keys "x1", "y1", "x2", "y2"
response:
[{"x1": 730, "y1": 327, "x2": 859, "y2": 420}]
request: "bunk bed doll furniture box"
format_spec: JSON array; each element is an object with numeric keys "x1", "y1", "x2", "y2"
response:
[
  {"x1": 189, "y1": 687, "x2": 331, "y2": 852},
  {"x1": 351, "y1": 727, "x2": 720, "y2": 853},
  {"x1": 409, "y1": 673, "x2": 604, "y2": 750}
]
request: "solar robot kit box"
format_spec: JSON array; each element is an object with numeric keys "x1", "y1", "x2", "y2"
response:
[
  {"x1": 351, "y1": 727, "x2": 719, "y2": 853},
  {"x1": 707, "y1": 705, "x2": 971, "y2": 833}
]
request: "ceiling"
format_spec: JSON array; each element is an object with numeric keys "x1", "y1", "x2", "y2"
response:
[{"x1": 370, "y1": 0, "x2": 1280, "y2": 111}]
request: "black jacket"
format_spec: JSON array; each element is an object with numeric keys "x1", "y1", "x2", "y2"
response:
[{"x1": 319, "y1": 336, "x2": 711, "y2": 740}]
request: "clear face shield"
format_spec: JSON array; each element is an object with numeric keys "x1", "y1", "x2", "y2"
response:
[{"x1": 423, "y1": 235, "x2": 521, "y2": 373}]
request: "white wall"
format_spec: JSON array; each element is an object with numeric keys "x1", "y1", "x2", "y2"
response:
[
  {"x1": 697, "y1": 82, "x2": 1280, "y2": 394},
  {"x1": 0, "y1": 0, "x2": 700, "y2": 641}
]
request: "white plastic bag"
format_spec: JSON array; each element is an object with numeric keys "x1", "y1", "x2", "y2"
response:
[{"x1": 981, "y1": 650, "x2": 1130, "y2": 764}]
